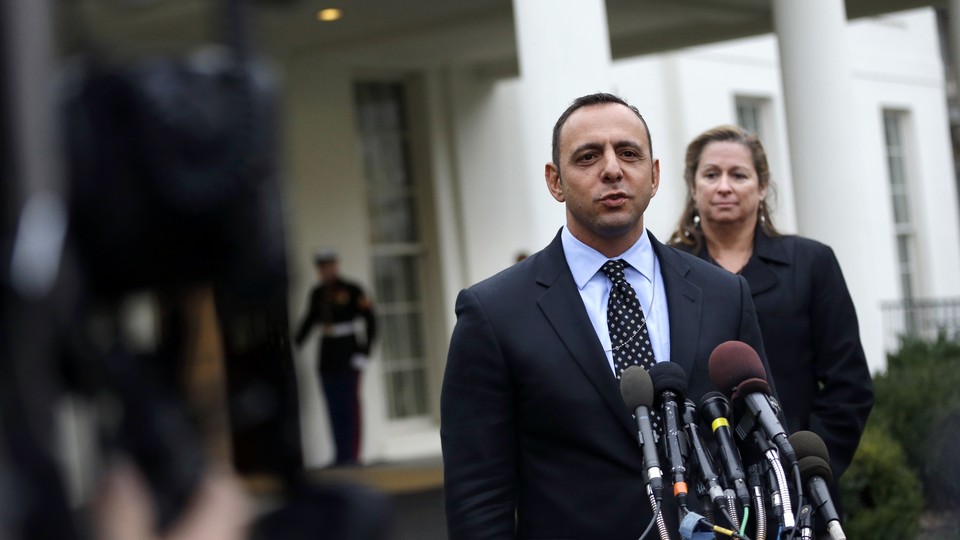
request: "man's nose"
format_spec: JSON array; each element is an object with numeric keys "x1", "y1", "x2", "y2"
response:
[{"x1": 601, "y1": 149, "x2": 623, "y2": 181}]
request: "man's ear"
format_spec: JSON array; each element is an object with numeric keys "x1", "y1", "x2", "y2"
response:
[
  {"x1": 545, "y1": 162, "x2": 564, "y2": 202},
  {"x1": 650, "y1": 158, "x2": 661, "y2": 198}
]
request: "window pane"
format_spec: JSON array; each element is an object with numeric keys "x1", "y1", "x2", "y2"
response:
[
  {"x1": 369, "y1": 192, "x2": 418, "y2": 243},
  {"x1": 387, "y1": 368, "x2": 428, "y2": 419},
  {"x1": 373, "y1": 255, "x2": 420, "y2": 304},
  {"x1": 735, "y1": 96, "x2": 768, "y2": 139},
  {"x1": 892, "y1": 193, "x2": 911, "y2": 225},
  {"x1": 379, "y1": 311, "x2": 425, "y2": 361},
  {"x1": 355, "y1": 80, "x2": 431, "y2": 422}
]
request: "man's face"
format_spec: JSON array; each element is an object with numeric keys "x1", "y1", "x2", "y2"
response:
[
  {"x1": 545, "y1": 103, "x2": 660, "y2": 256},
  {"x1": 317, "y1": 261, "x2": 338, "y2": 283}
]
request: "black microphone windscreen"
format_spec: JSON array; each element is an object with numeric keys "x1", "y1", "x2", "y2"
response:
[
  {"x1": 699, "y1": 391, "x2": 731, "y2": 421},
  {"x1": 708, "y1": 340, "x2": 768, "y2": 398},
  {"x1": 797, "y1": 455, "x2": 834, "y2": 485},
  {"x1": 620, "y1": 366, "x2": 655, "y2": 411},
  {"x1": 788, "y1": 430, "x2": 831, "y2": 463},
  {"x1": 649, "y1": 361, "x2": 688, "y2": 396},
  {"x1": 787, "y1": 431, "x2": 834, "y2": 484}
]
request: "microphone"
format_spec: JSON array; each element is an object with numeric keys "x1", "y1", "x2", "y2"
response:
[
  {"x1": 649, "y1": 362, "x2": 690, "y2": 509},
  {"x1": 620, "y1": 366, "x2": 664, "y2": 503},
  {"x1": 708, "y1": 341, "x2": 797, "y2": 468},
  {"x1": 788, "y1": 431, "x2": 847, "y2": 540},
  {"x1": 699, "y1": 391, "x2": 751, "y2": 510},
  {"x1": 681, "y1": 399, "x2": 726, "y2": 512}
]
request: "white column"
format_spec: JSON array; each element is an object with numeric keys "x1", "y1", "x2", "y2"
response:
[
  {"x1": 512, "y1": 0, "x2": 615, "y2": 250},
  {"x1": 772, "y1": 0, "x2": 884, "y2": 369},
  {"x1": 773, "y1": 0, "x2": 861, "y2": 243}
]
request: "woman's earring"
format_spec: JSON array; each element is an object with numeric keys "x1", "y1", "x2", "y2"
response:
[{"x1": 693, "y1": 214, "x2": 701, "y2": 227}]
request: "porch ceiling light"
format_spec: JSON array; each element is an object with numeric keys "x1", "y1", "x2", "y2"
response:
[{"x1": 316, "y1": 8, "x2": 343, "y2": 22}]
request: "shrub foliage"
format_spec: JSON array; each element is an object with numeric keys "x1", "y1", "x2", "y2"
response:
[
  {"x1": 840, "y1": 334, "x2": 960, "y2": 539},
  {"x1": 839, "y1": 419, "x2": 922, "y2": 540}
]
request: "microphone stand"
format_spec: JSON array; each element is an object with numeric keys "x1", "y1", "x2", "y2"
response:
[
  {"x1": 644, "y1": 484, "x2": 672, "y2": 540},
  {"x1": 750, "y1": 432, "x2": 794, "y2": 530},
  {"x1": 794, "y1": 505, "x2": 813, "y2": 540},
  {"x1": 747, "y1": 463, "x2": 767, "y2": 540}
]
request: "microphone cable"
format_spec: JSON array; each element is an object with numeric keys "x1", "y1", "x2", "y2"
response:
[
  {"x1": 639, "y1": 495, "x2": 664, "y2": 540},
  {"x1": 648, "y1": 489, "x2": 670, "y2": 540},
  {"x1": 680, "y1": 511, "x2": 755, "y2": 540},
  {"x1": 785, "y1": 462, "x2": 807, "y2": 540}
]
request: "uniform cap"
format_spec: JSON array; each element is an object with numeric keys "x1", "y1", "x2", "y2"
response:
[{"x1": 313, "y1": 249, "x2": 338, "y2": 265}]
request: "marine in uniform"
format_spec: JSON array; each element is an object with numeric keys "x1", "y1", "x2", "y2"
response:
[{"x1": 295, "y1": 251, "x2": 377, "y2": 466}]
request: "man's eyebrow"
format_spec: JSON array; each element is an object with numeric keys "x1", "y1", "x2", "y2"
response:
[
  {"x1": 570, "y1": 142, "x2": 603, "y2": 158},
  {"x1": 569, "y1": 139, "x2": 643, "y2": 156},
  {"x1": 613, "y1": 140, "x2": 643, "y2": 151}
]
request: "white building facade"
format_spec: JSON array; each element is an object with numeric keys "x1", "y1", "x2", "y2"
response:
[{"x1": 282, "y1": 6, "x2": 960, "y2": 467}]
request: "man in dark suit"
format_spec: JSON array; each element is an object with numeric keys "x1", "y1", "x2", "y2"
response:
[{"x1": 440, "y1": 93, "x2": 777, "y2": 539}]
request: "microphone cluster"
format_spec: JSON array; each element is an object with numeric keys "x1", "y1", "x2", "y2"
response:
[{"x1": 619, "y1": 341, "x2": 847, "y2": 540}]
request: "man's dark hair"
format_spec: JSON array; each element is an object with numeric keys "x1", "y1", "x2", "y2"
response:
[{"x1": 551, "y1": 93, "x2": 653, "y2": 169}]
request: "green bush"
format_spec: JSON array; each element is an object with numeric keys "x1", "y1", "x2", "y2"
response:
[
  {"x1": 871, "y1": 334, "x2": 960, "y2": 509},
  {"x1": 839, "y1": 418, "x2": 923, "y2": 540}
]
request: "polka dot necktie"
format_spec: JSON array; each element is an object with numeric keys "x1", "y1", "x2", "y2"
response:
[
  {"x1": 601, "y1": 259, "x2": 657, "y2": 377},
  {"x1": 601, "y1": 259, "x2": 660, "y2": 430}
]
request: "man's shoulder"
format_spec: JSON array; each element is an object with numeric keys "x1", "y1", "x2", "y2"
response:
[
  {"x1": 469, "y1": 253, "x2": 540, "y2": 293},
  {"x1": 463, "y1": 245, "x2": 562, "y2": 302},
  {"x1": 326, "y1": 278, "x2": 368, "y2": 298},
  {"x1": 333, "y1": 277, "x2": 361, "y2": 288}
]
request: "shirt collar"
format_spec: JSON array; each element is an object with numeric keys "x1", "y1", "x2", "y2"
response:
[{"x1": 561, "y1": 226, "x2": 655, "y2": 290}]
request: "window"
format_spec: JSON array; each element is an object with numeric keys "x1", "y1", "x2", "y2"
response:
[
  {"x1": 882, "y1": 109, "x2": 919, "y2": 329},
  {"x1": 354, "y1": 81, "x2": 430, "y2": 420},
  {"x1": 735, "y1": 96, "x2": 770, "y2": 139}
]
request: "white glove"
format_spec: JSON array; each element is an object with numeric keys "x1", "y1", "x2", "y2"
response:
[{"x1": 350, "y1": 353, "x2": 369, "y2": 370}]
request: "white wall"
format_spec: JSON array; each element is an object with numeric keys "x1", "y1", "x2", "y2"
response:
[{"x1": 447, "y1": 71, "x2": 532, "y2": 284}]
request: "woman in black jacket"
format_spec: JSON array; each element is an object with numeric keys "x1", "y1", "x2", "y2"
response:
[{"x1": 668, "y1": 125, "x2": 874, "y2": 494}]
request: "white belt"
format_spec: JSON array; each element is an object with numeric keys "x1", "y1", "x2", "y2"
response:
[{"x1": 323, "y1": 321, "x2": 356, "y2": 337}]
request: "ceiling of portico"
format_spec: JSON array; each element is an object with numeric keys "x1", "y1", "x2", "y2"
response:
[{"x1": 60, "y1": 0, "x2": 942, "y2": 69}]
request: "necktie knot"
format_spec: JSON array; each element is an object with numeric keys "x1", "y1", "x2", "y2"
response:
[{"x1": 601, "y1": 259, "x2": 627, "y2": 285}]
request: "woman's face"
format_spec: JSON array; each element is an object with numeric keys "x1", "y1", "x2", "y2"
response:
[{"x1": 692, "y1": 140, "x2": 767, "y2": 230}]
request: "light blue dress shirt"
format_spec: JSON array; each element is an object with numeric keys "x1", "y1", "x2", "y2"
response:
[{"x1": 560, "y1": 226, "x2": 671, "y2": 376}]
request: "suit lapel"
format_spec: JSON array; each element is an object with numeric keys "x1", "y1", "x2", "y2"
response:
[
  {"x1": 535, "y1": 233, "x2": 636, "y2": 437},
  {"x1": 650, "y1": 234, "x2": 702, "y2": 377},
  {"x1": 740, "y1": 229, "x2": 788, "y2": 296}
]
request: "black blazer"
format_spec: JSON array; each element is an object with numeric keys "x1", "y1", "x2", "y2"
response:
[
  {"x1": 440, "y1": 230, "x2": 774, "y2": 540},
  {"x1": 687, "y1": 230, "x2": 873, "y2": 481}
]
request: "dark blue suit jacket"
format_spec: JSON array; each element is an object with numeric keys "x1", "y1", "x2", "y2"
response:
[{"x1": 441, "y1": 230, "x2": 774, "y2": 540}]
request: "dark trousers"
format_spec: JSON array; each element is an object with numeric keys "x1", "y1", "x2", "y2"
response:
[{"x1": 322, "y1": 370, "x2": 361, "y2": 465}]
